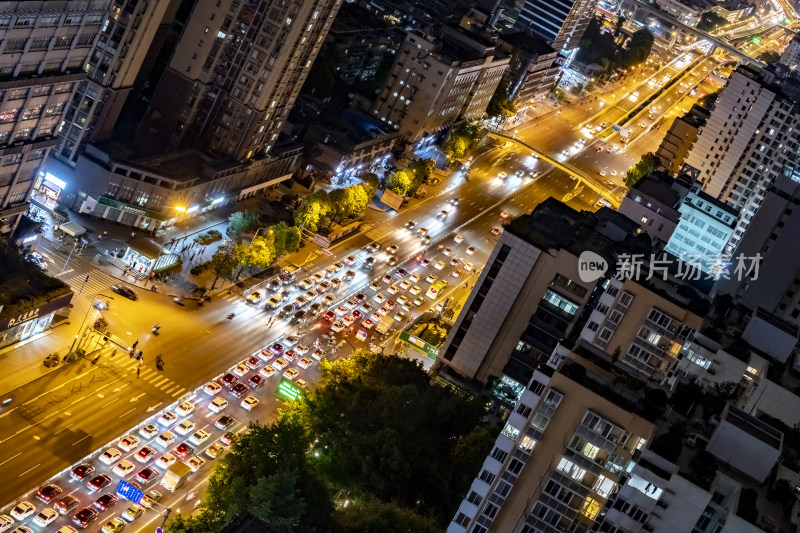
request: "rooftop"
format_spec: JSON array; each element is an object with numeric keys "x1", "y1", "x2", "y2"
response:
[
  {"x1": 499, "y1": 32, "x2": 556, "y2": 56},
  {"x1": 0, "y1": 242, "x2": 71, "y2": 318},
  {"x1": 629, "y1": 171, "x2": 682, "y2": 208}
]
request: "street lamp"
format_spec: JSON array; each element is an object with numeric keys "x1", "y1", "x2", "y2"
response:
[{"x1": 69, "y1": 292, "x2": 114, "y2": 355}]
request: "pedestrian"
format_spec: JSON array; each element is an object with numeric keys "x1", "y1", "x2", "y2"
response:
[
  {"x1": 137, "y1": 367, "x2": 140, "y2": 378},
  {"x1": 132, "y1": 340, "x2": 139, "y2": 350},
  {"x1": 131, "y1": 231, "x2": 136, "y2": 238}
]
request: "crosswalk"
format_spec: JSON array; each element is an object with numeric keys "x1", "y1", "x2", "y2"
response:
[
  {"x1": 113, "y1": 357, "x2": 187, "y2": 399},
  {"x1": 63, "y1": 269, "x2": 120, "y2": 297}
]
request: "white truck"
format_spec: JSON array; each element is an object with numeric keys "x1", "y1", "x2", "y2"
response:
[
  {"x1": 160, "y1": 461, "x2": 192, "y2": 492},
  {"x1": 375, "y1": 315, "x2": 394, "y2": 335}
]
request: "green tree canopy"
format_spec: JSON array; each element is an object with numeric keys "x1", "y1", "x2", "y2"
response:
[
  {"x1": 207, "y1": 241, "x2": 240, "y2": 288},
  {"x1": 696, "y1": 10, "x2": 728, "y2": 32},
  {"x1": 361, "y1": 172, "x2": 380, "y2": 198},
  {"x1": 293, "y1": 190, "x2": 330, "y2": 232},
  {"x1": 443, "y1": 136, "x2": 468, "y2": 161},
  {"x1": 624, "y1": 152, "x2": 661, "y2": 188},
  {"x1": 407, "y1": 158, "x2": 437, "y2": 184},
  {"x1": 385, "y1": 170, "x2": 414, "y2": 197},
  {"x1": 227, "y1": 210, "x2": 259, "y2": 237},
  {"x1": 622, "y1": 29, "x2": 655, "y2": 67},
  {"x1": 486, "y1": 81, "x2": 516, "y2": 119}
]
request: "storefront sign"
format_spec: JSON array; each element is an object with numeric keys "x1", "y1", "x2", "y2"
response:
[
  {"x1": 44, "y1": 172, "x2": 67, "y2": 190},
  {"x1": 98, "y1": 197, "x2": 168, "y2": 221},
  {"x1": 0, "y1": 292, "x2": 73, "y2": 331},
  {"x1": 21, "y1": 235, "x2": 37, "y2": 244}
]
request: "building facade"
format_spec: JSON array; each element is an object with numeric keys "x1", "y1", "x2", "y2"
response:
[
  {"x1": 618, "y1": 172, "x2": 685, "y2": 246},
  {"x1": 498, "y1": 32, "x2": 558, "y2": 106},
  {"x1": 655, "y1": 105, "x2": 709, "y2": 174},
  {"x1": 0, "y1": 1, "x2": 115, "y2": 236},
  {"x1": 513, "y1": 0, "x2": 598, "y2": 53},
  {"x1": 138, "y1": 0, "x2": 344, "y2": 162}
]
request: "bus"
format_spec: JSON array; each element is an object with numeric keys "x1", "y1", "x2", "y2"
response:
[{"x1": 426, "y1": 280, "x2": 448, "y2": 300}]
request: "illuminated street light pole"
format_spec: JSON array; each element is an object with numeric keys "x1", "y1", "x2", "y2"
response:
[{"x1": 69, "y1": 292, "x2": 114, "y2": 355}]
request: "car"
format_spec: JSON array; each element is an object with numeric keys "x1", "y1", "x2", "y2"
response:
[
  {"x1": 610, "y1": 170, "x2": 617, "y2": 176},
  {"x1": 214, "y1": 415, "x2": 235, "y2": 430},
  {"x1": 248, "y1": 374, "x2": 266, "y2": 388},
  {"x1": 499, "y1": 211, "x2": 509, "y2": 219},
  {"x1": 232, "y1": 363, "x2": 249, "y2": 377},
  {"x1": 409, "y1": 285, "x2": 421, "y2": 295},
  {"x1": 100, "y1": 447, "x2": 123, "y2": 464},
  {"x1": 360, "y1": 302, "x2": 373, "y2": 314},
  {"x1": 451, "y1": 269, "x2": 463, "y2": 278},
  {"x1": 413, "y1": 296, "x2": 424, "y2": 307},
  {"x1": 322, "y1": 310, "x2": 336, "y2": 322},
  {"x1": 173, "y1": 443, "x2": 194, "y2": 459},
  {"x1": 417, "y1": 227, "x2": 429, "y2": 237},
  {"x1": 175, "y1": 400, "x2": 195, "y2": 417},
  {"x1": 464, "y1": 261, "x2": 474, "y2": 271},
  {"x1": 438, "y1": 210, "x2": 448, "y2": 219},
  {"x1": 190, "y1": 430, "x2": 210, "y2": 445},
  {"x1": 342, "y1": 314, "x2": 356, "y2": 327},
  {"x1": 268, "y1": 279, "x2": 282, "y2": 291},
  {"x1": 397, "y1": 295, "x2": 410, "y2": 307},
  {"x1": 268, "y1": 343, "x2": 285, "y2": 356},
  {"x1": 330, "y1": 277, "x2": 342, "y2": 288},
  {"x1": 135, "y1": 446, "x2": 156, "y2": 463},
  {"x1": 498, "y1": 171, "x2": 507, "y2": 179},
  {"x1": 55, "y1": 496, "x2": 80, "y2": 516},
  {"x1": 330, "y1": 321, "x2": 345, "y2": 333},
  {"x1": 595, "y1": 146, "x2": 602, "y2": 153},
  {"x1": 134, "y1": 468, "x2": 159, "y2": 485},
  {"x1": 229, "y1": 382, "x2": 249, "y2": 398},
  {"x1": 113, "y1": 459, "x2": 136, "y2": 477},
  {"x1": 139, "y1": 490, "x2": 162, "y2": 510},
  {"x1": 453, "y1": 234, "x2": 464, "y2": 243},
  {"x1": 386, "y1": 299, "x2": 397, "y2": 310},
  {"x1": 266, "y1": 295, "x2": 283, "y2": 309},
  {"x1": 121, "y1": 504, "x2": 144, "y2": 523},
  {"x1": 70, "y1": 464, "x2": 94, "y2": 481},
  {"x1": 283, "y1": 368, "x2": 300, "y2": 380},
  {"x1": 209, "y1": 397, "x2": 228, "y2": 413},
  {"x1": 156, "y1": 453, "x2": 176, "y2": 470},
  {"x1": 283, "y1": 335, "x2": 299, "y2": 348},
  {"x1": 187, "y1": 456, "x2": 205, "y2": 473},
  {"x1": 298, "y1": 278, "x2": 314, "y2": 290},
  {"x1": 323, "y1": 294, "x2": 336, "y2": 306},
  {"x1": 308, "y1": 303, "x2": 323, "y2": 316},
  {"x1": 246, "y1": 291, "x2": 262, "y2": 304},
  {"x1": 344, "y1": 255, "x2": 357, "y2": 265},
  {"x1": 175, "y1": 420, "x2": 195, "y2": 436},
  {"x1": 242, "y1": 396, "x2": 259, "y2": 411},
  {"x1": 138, "y1": 424, "x2": 158, "y2": 439},
  {"x1": 425, "y1": 274, "x2": 437, "y2": 284},
  {"x1": 387, "y1": 284, "x2": 400, "y2": 295},
  {"x1": 395, "y1": 268, "x2": 408, "y2": 278},
  {"x1": 387, "y1": 244, "x2": 399, "y2": 254},
  {"x1": 32, "y1": 508, "x2": 58, "y2": 527},
  {"x1": 312, "y1": 271, "x2": 325, "y2": 283},
  {"x1": 466, "y1": 247, "x2": 477, "y2": 255},
  {"x1": 111, "y1": 285, "x2": 137, "y2": 300},
  {"x1": 404, "y1": 220, "x2": 416, "y2": 229},
  {"x1": 156, "y1": 431, "x2": 176, "y2": 448},
  {"x1": 205, "y1": 443, "x2": 224, "y2": 459},
  {"x1": 449, "y1": 258, "x2": 459, "y2": 267},
  {"x1": 293, "y1": 295, "x2": 308, "y2": 308},
  {"x1": 491, "y1": 227, "x2": 501, "y2": 236},
  {"x1": 72, "y1": 507, "x2": 98, "y2": 529},
  {"x1": 91, "y1": 494, "x2": 117, "y2": 512},
  {"x1": 434, "y1": 261, "x2": 445, "y2": 270},
  {"x1": 256, "y1": 365, "x2": 275, "y2": 380},
  {"x1": 219, "y1": 432, "x2": 237, "y2": 446},
  {"x1": 369, "y1": 280, "x2": 381, "y2": 291},
  {"x1": 272, "y1": 357, "x2": 289, "y2": 370},
  {"x1": 316, "y1": 281, "x2": 331, "y2": 294},
  {"x1": 87, "y1": 475, "x2": 112, "y2": 492},
  {"x1": 36, "y1": 484, "x2": 62, "y2": 504},
  {"x1": 422, "y1": 236, "x2": 431, "y2": 244},
  {"x1": 101, "y1": 518, "x2": 126, "y2": 533},
  {"x1": 343, "y1": 270, "x2": 356, "y2": 281},
  {"x1": 304, "y1": 290, "x2": 317, "y2": 302},
  {"x1": 442, "y1": 248, "x2": 453, "y2": 256},
  {"x1": 117, "y1": 435, "x2": 140, "y2": 452},
  {"x1": 450, "y1": 197, "x2": 460, "y2": 205},
  {"x1": 373, "y1": 293, "x2": 386, "y2": 304},
  {"x1": 157, "y1": 412, "x2": 177, "y2": 427},
  {"x1": 298, "y1": 357, "x2": 313, "y2": 369},
  {"x1": 279, "y1": 304, "x2": 294, "y2": 318},
  {"x1": 395, "y1": 312, "x2": 408, "y2": 322},
  {"x1": 203, "y1": 382, "x2": 222, "y2": 396},
  {"x1": 10, "y1": 503, "x2": 35, "y2": 521},
  {"x1": 420, "y1": 258, "x2": 431, "y2": 268},
  {"x1": 362, "y1": 318, "x2": 375, "y2": 329}
]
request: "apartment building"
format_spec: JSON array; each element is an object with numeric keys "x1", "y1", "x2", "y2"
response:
[
  {"x1": 448, "y1": 363, "x2": 655, "y2": 533},
  {"x1": 0, "y1": 1, "x2": 112, "y2": 236},
  {"x1": 779, "y1": 34, "x2": 800, "y2": 71},
  {"x1": 438, "y1": 198, "x2": 641, "y2": 389},
  {"x1": 54, "y1": 0, "x2": 179, "y2": 164},
  {"x1": 579, "y1": 275, "x2": 703, "y2": 382},
  {"x1": 683, "y1": 66, "x2": 800, "y2": 254},
  {"x1": 655, "y1": 105, "x2": 709, "y2": 174},
  {"x1": 618, "y1": 171, "x2": 687, "y2": 246},
  {"x1": 138, "y1": 0, "x2": 343, "y2": 161},
  {"x1": 497, "y1": 32, "x2": 558, "y2": 106},
  {"x1": 371, "y1": 24, "x2": 509, "y2": 144},
  {"x1": 513, "y1": 0, "x2": 598, "y2": 53}
]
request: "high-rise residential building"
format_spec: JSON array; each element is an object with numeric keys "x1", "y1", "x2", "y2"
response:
[
  {"x1": 715, "y1": 171, "x2": 800, "y2": 325},
  {"x1": 655, "y1": 104, "x2": 709, "y2": 174},
  {"x1": 513, "y1": 0, "x2": 598, "y2": 53},
  {"x1": 497, "y1": 32, "x2": 557, "y2": 106},
  {"x1": 448, "y1": 361, "x2": 655, "y2": 533},
  {"x1": 779, "y1": 34, "x2": 800, "y2": 71},
  {"x1": 437, "y1": 198, "x2": 641, "y2": 389},
  {"x1": 53, "y1": 0, "x2": 181, "y2": 164},
  {"x1": 371, "y1": 19, "x2": 509, "y2": 146},
  {"x1": 683, "y1": 66, "x2": 800, "y2": 255},
  {"x1": 0, "y1": 1, "x2": 112, "y2": 237},
  {"x1": 618, "y1": 171, "x2": 687, "y2": 246},
  {"x1": 138, "y1": 0, "x2": 343, "y2": 161}
]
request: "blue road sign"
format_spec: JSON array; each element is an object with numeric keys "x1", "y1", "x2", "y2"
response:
[
  {"x1": 115, "y1": 480, "x2": 144, "y2": 504},
  {"x1": 156, "y1": 529, "x2": 163, "y2": 533}
]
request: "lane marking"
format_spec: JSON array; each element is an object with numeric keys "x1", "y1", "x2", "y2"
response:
[
  {"x1": 18, "y1": 463, "x2": 40, "y2": 477},
  {"x1": 0, "y1": 452, "x2": 21, "y2": 467},
  {"x1": 117, "y1": 408, "x2": 136, "y2": 419},
  {"x1": 72, "y1": 435, "x2": 91, "y2": 446},
  {"x1": 54, "y1": 423, "x2": 74, "y2": 436}
]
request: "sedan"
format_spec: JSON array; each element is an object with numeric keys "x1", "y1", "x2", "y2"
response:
[
  {"x1": 209, "y1": 397, "x2": 228, "y2": 413},
  {"x1": 298, "y1": 357, "x2": 313, "y2": 369},
  {"x1": 232, "y1": 364, "x2": 249, "y2": 377},
  {"x1": 387, "y1": 245, "x2": 399, "y2": 254},
  {"x1": 175, "y1": 401, "x2": 194, "y2": 417},
  {"x1": 395, "y1": 312, "x2": 408, "y2": 322},
  {"x1": 156, "y1": 431, "x2": 176, "y2": 449},
  {"x1": 380, "y1": 274, "x2": 393, "y2": 284},
  {"x1": 189, "y1": 430, "x2": 210, "y2": 445},
  {"x1": 220, "y1": 373, "x2": 237, "y2": 386},
  {"x1": 101, "y1": 518, "x2": 126, "y2": 533},
  {"x1": 70, "y1": 464, "x2": 94, "y2": 481},
  {"x1": 248, "y1": 374, "x2": 266, "y2": 388},
  {"x1": 91, "y1": 494, "x2": 117, "y2": 512},
  {"x1": 36, "y1": 484, "x2": 62, "y2": 504},
  {"x1": 32, "y1": 508, "x2": 58, "y2": 527},
  {"x1": 118, "y1": 435, "x2": 139, "y2": 452},
  {"x1": 334, "y1": 305, "x2": 348, "y2": 317},
  {"x1": 342, "y1": 314, "x2": 356, "y2": 327},
  {"x1": 10, "y1": 503, "x2": 35, "y2": 521},
  {"x1": 344, "y1": 254, "x2": 357, "y2": 265},
  {"x1": 259, "y1": 366, "x2": 276, "y2": 379},
  {"x1": 330, "y1": 321, "x2": 345, "y2": 333},
  {"x1": 157, "y1": 412, "x2": 177, "y2": 427},
  {"x1": 111, "y1": 285, "x2": 137, "y2": 300},
  {"x1": 271, "y1": 358, "x2": 289, "y2": 370},
  {"x1": 322, "y1": 310, "x2": 336, "y2": 322},
  {"x1": 413, "y1": 297, "x2": 424, "y2": 307},
  {"x1": 242, "y1": 396, "x2": 259, "y2": 411},
  {"x1": 453, "y1": 235, "x2": 464, "y2": 244},
  {"x1": 466, "y1": 247, "x2": 477, "y2": 255},
  {"x1": 121, "y1": 504, "x2": 144, "y2": 523},
  {"x1": 434, "y1": 261, "x2": 445, "y2": 270},
  {"x1": 312, "y1": 349, "x2": 325, "y2": 361},
  {"x1": 86, "y1": 475, "x2": 112, "y2": 493},
  {"x1": 203, "y1": 382, "x2": 222, "y2": 396},
  {"x1": 173, "y1": 443, "x2": 194, "y2": 459},
  {"x1": 72, "y1": 507, "x2": 98, "y2": 529},
  {"x1": 205, "y1": 443, "x2": 224, "y2": 459},
  {"x1": 396, "y1": 268, "x2": 408, "y2": 278},
  {"x1": 112, "y1": 460, "x2": 136, "y2": 477},
  {"x1": 175, "y1": 420, "x2": 195, "y2": 436},
  {"x1": 135, "y1": 446, "x2": 156, "y2": 463},
  {"x1": 229, "y1": 383, "x2": 249, "y2": 398},
  {"x1": 409, "y1": 285, "x2": 421, "y2": 295},
  {"x1": 268, "y1": 343, "x2": 285, "y2": 356},
  {"x1": 362, "y1": 318, "x2": 375, "y2": 329},
  {"x1": 329, "y1": 277, "x2": 342, "y2": 288},
  {"x1": 134, "y1": 468, "x2": 159, "y2": 485},
  {"x1": 283, "y1": 349, "x2": 298, "y2": 361},
  {"x1": 214, "y1": 415, "x2": 235, "y2": 430},
  {"x1": 283, "y1": 368, "x2": 300, "y2": 381},
  {"x1": 187, "y1": 457, "x2": 205, "y2": 473},
  {"x1": 156, "y1": 453, "x2": 177, "y2": 470},
  {"x1": 373, "y1": 293, "x2": 386, "y2": 304},
  {"x1": 425, "y1": 274, "x2": 437, "y2": 284},
  {"x1": 138, "y1": 424, "x2": 158, "y2": 439},
  {"x1": 369, "y1": 280, "x2": 381, "y2": 291},
  {"x1": 100, "y1": 447, "x2": 123, "y2": 464}
]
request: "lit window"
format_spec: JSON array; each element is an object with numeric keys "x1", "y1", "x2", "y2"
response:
[{"x1": 581, "y1": 497, "x2": 601, "y2": 520}]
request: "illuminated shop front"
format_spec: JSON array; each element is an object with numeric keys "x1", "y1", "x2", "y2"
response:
[
  {"x1": 32, "y1": 172, "x2": 67, "y2": 209},
  {"x1": 0, "y1": 292, "x2": 73, "y2": 349}
]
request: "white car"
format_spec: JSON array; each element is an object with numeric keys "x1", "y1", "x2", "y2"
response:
[
  {"x1": 409, "y1": 273, "x2": 420, "y2": 283},
  {"x1": 113, "y1": 460, "x2": 136, "y2": 477},
  {"x1": 409, "y1": 285, "x2": 421, "y2": 295},
  {"x1": 187, "y1": 456, "x2": 205, "y2": 473},
  {"x1": 399, "y1": 280, "x2": 411, "y2": 291},
  {"x1": 138, "y1": 424, "x2": 158, "y2": 439},
  {"x1": 464, "y1": 262, "x2": 474, "y2": 271},
  {"x1": 175, "y1": 420, "x2": 195, "y2": 436},
  {"x1": 434, "y1": 261, "x2": 445, "y2": 270},
  {"x1": 294, "y1": 344, "x2": 309, "y2": 356},
  {"x1": 425, "y1": 274, "x2": 437, "y2": 284},
  {"x1": 118, "y1": 434, "x2": 140, "y2": 452},
  {"x1": 283, "y1": 368, "x2": 300, "y2": 381},
  {"x1": 298, "y1": 357, "x2": 313, "y2": 369},
  {"x1": 10, "y1": 502, "x2": 35, "y2": 521},
  {"x1": 156, "y1": 453, "x2": 177, "y2": 470},
  {"x1": 259, "y1": 366, "x2": 276, "y2": 378},
  {"x1": 0, "y1": 515, "x2": 12, "y2": 533},
  {"x1": 373, "y1": 293, "x2": 387, "y2": 304},
  {"x1": 32, "y1": 509, "x2": 58, "y2": 527},
  {"x1": 283, "y1": 335, "x2": 300, "y2": 348},
  {"x1": 453, "y1": 235, "x2": 464, "y2": 243},
  {"x1": 466, "y1": 247, "x2": 477, "y2": 255},
  {"x1": 442, "y1": 248, "x2": 453, "y2": 256},
  {"x1": 242, "y1": 396, "x2": 259, "y2": 411},
  {"x1": 395, "y1": 312, "x2": 408, "y2": 322},
  {"x1": 330, "y1": 321, "x2": 345, "y2": 333},
  {"x1": 157, "y1": 412, "x2": 177, "y2": 427},
  {"x1": 203, "y1": 382, "x2": 222, "y2": 396},
  {"x1": 189, "y1": 430, "x2": 210, "y2": 446},
  {"x1": 272, "y1": 358, "x2": 289, "y2": 370},
  {"x1": 209, "y1": 397, "x2": 228, "y2": 413},
  {"x1": 100, "y1": 447, "x2": 122, "y2": 465},
  {"x1": 386, "y1": 245, "x2": 399, "y2": 254},
  {"x1": 387, "y1": 285, "x2": 400, "y2": 295},
  {"x1": 232, "y1": 364, "x2": 249, "y2": 377},
  {"x1": 175, "y1": 401, "x2": 194, "y2": 417},
  {"x1": 156, "y1": 431, "x2": 176, "y2": 449}
]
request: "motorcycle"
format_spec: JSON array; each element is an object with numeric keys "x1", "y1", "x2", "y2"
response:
[
  {"x1": 152, "y1": 325, "x2": 160, "y2": 335},
  {"x1": 226, "y1": 313, "x2": 235, "y2": 320},
  {"x1": 174, "y1": 297, "x2": 185, "y2": 306}
]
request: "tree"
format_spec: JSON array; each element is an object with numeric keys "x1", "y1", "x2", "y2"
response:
[
  {"x1": 442, "y1": 136, "x2": 468, "y2": 161},
  {"x1": 407, "y1": 158, "x2": 436, "y2": 184},
  {"x1": 207, "y1": 241, "x2": 240, "y2": 289},
  {"x1": 244, "y1": 235, "x2": 276, "y2": 268},
  {"x1": 336, "y1": 500, "x2": 441, "y2": 533},
  {"x1": 227, "y1": 210, "x2": 259, "y2": 238},
  {"x1": 696, "y1": 10, "x2": 727, "y2": 32},
  {"x1": 361, "y1": 172, "x2": 380, "y2": 198},
  {"x1": 624, "y1": 152, "x2": 660, "y2": 188},
  {"x1": 614, "y1": 15, "x2": 626, "y2": 37},
  {"x1": 758, "y1": 50, "x2": 780, "y2": 64},
  {"x1": 300, "y1": 41, "x2": 339, "y2": 98},
  {"x1": 293, "y1": 191, "x2": 330, "y2": 232},
  {"x1": 349, "y1": 184, "x2": 370, "y2": 218},
  {"x1": 486, "y1": 81, "x2": 516, "y2": 119},
  {"x1": 283, "y1": 226, "x2": 301, "y2": 253},
  {"x1": 622, "y1": 29, "x2": 654, "y2": 67},
  {"x1": 385, "y1": 170, "x2": 413, "y2": 197}
]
